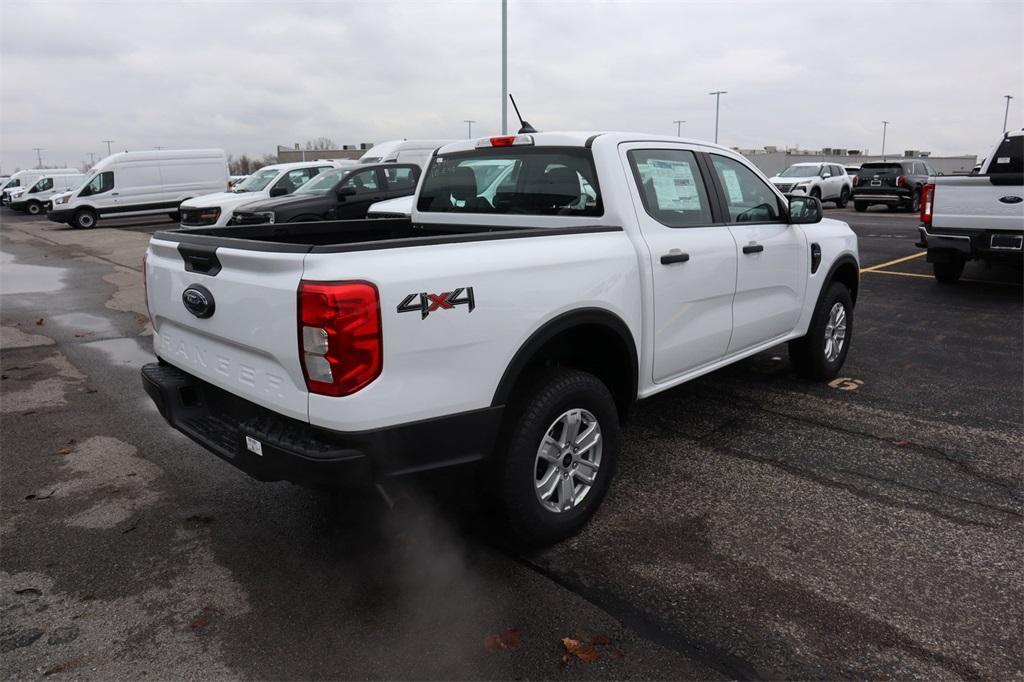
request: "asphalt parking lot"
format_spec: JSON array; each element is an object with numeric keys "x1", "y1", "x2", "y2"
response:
[{"x1": 1, "y1": 206, "x2": 1021, "y2": 679}]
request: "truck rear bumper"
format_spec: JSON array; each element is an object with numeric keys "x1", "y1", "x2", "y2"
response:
[
  {"x1": 142, "y1": 361, "x2": 503, "y2": 488},
  {"x1": 918, "y1": 226, "x2": 1024, "y2": 260}
]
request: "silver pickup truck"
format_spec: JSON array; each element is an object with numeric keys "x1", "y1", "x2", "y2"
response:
[{"x1": 918, "y1": 130, "x2": 1024, "y2": 282}]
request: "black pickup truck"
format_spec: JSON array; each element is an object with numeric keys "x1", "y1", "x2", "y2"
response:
[{"x1": 853, "y1": 160, "x2": 935, "y2": 213}]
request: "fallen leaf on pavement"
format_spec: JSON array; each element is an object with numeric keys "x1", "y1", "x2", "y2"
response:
[
  {"x1": 562, "y1": 637, "x2": 599, "y2": 663},
  {"x1": 35, "y1": 318, "x2": 45, "y2": 326},
  {"x1": 56, "y1": 448, "x2": 72, "y2": 455}
]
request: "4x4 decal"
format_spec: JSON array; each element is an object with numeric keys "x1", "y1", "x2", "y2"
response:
[{"x1": 397, "y1": 287, "x2": 475, "y2": 319}]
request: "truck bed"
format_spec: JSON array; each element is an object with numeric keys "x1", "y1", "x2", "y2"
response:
[{"x1": 153, "y1": 218, "x2": 619, "y2": 254}]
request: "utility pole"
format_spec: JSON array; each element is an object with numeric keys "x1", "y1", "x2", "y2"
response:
[
  {"x1": 88, "y1": 152, "x2": 96, "y2": 166},
  {"x1": 33, "y1": 147, "x2": 44, "y2": 168},
  {"x1": 673, "y1": 120, "x2": 686, "y2": 137},
  {"x1": 1003, "y1": 95, "x2": 1014, "y2": 134},
  {"x1": 709, "y1": 91, "x2": 727, "y2": 143},
  {"x1": 881, "y1": 121, "x2": 889, "y2": 160},
  {"x1": 501, "y1": 0, "x2": 508, "y2": 134},
  {"x1": 464, "y1": 120, "x2": 476, "y2": 138},
  {"x1": 102, "y1": 140, "x2": 115, "y2": 156}
]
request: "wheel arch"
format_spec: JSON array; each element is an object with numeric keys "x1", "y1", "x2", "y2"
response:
[
  {"x1": 491, "y1": 308, "x2": 639, "y2": 422},
  {"x1": 823, "y1": 254, "x2": 860, "y2": 306}
]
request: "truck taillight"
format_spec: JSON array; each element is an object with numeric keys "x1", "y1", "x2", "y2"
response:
[
  {"x1": 852, "y1": 175, "x2": 859, "y2": 186},
  {"x1": 921, "y1": 183, "x2": 935, "y2": 226},
  {"x1": 896, "y1": 175, "x2": 906, "y2": 187},
  {"x1": 476, "y1": 134, "x2": 534, "y2": 148},
  {"x1": 298, "y1": 281, "x2": 382, "y2": 397},
  {"x1": 142, "y1": 252, "x2": 153, "y2": 326}
]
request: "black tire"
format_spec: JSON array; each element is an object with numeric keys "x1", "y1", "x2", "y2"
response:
[
  {"x1": 788, "y1": 282, "x2": 853, "y2": 381},
  {"x1": 854, "y1": 201, "x2": 867, "y2": 212},
  {"x1": 933, "y1": 258, "x2": 964, "y2": 283},
  {"x1": 72, "y1": 208, "x2": 98, "y2": 229},
  {"x1": 836, "y1": 187, "x2": 849, "y2": 208},
  {"x1": 492, "y1": 367, "x2": 620, "y2": 547},
  {"x1": 810, "y1": 187, "x2": 822, "y2": 201},
  {"x1": 910, "y1": 191, "x2": 921, "y2": 213},
  {"x1": 26, "y1": 201, "x2": 42, "y2": 215}
]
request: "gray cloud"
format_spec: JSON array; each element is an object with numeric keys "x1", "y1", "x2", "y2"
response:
[{"x1": 2, "y1": 0, "x2": 1021, "y2": 172}]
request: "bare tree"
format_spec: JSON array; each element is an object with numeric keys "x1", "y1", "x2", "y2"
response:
[{"x1": 305, "y1": 137, "x2": 337, "y2": 151}]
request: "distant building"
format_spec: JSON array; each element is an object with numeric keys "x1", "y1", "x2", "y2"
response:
[
  {"x1": 275, "y1": 142, "x2": 374, "y2": 163},
  {"x1": 736, "y1": 146, "x2": 978, "y2": 177}
]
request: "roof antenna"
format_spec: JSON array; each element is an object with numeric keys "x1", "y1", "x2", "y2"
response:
[{"x1": 509, "y1": 94, "x2": 537, "y2": 134}]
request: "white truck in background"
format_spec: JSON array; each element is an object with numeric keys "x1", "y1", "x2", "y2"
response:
[
  {"x1": 8, "y1": 172, "x2": 85, "y2": 214},
  {"x1": 919, "y1": 130, "x2": 1024, "y2": 282},
  {"x1": 141, "y1": 131, "x2": 859, "y2": 545}
]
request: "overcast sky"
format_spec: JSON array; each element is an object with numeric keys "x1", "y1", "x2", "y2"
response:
[{"x1": 2, "y1": 0, "x2": 1022, "y2": 172}]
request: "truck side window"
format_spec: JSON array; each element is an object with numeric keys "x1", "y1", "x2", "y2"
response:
[
  {"x1": 341, "y1": 169, "x2": 379, "y2": 193},
  {"x1": 710, "y1": 155, "x2": 784, "y2": 223},
  {"x1": 80, "y1": 171, "x2": 114, "y2": 196},
  {"x1": 275, "y1": 168, "x2": 318, "y2": 194},
  {"x1": 383, "y1": 166, "x2": 418, "y2": 190},
  {"x1": 627, "y1": 149, "x2": 713, "y2": 228}
]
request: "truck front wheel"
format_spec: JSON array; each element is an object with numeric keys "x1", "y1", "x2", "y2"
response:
[
  {"x1": 492, "y1": 367, "x2": 620, "y2": 547},
  {"x1": 72, "y1": 209, "x2": 97, "y2": 229},
  {"x1": 789, "y1": 282, "x2": 853, "y2": 381}
]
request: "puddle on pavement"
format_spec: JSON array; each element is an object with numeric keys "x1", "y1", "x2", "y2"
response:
[
  {"x1": 0, "y1": 250, "x2": 68, "y2": 295},
  {"x1": 80, "y1": 338, "x2": 155, "y2": 369},
  {"x1": 50, "y1": 312, "x2": 121, "y2": 339}
]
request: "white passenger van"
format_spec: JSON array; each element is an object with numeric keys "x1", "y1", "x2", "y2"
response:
[
  {"x1": 358, "y1": 139, "x2": 454, "y2": 168},
  {"x1": 2, "y1": 168, "x2": 81, "y2": 206},
  {"x1": 48, "y1": 149, "x2": 228, "y2": 229},
  {"x1": 9, "y1": 172, "x2": 85, "y2": 214}
]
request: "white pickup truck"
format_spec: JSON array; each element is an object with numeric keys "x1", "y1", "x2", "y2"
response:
[
  {"x1": 919, "y1": 130, "x2": 1024, "y2": 282},
  {"x1": 141, "y1": 132, "x2": 860, "y2": 545}
]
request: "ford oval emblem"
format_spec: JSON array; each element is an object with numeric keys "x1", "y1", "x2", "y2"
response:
[
  {"x1": 998, "y1": 195, "x2": 1023, "y2": 204},
  {"x1": 182, "y1": 285, "x2": 215, "y2": 319}
]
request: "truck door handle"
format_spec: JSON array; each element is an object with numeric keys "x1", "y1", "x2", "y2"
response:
[
  {"x1": 111, "y1": 192, "x2": 119, "y2": 196},
  {"x1": 742, "y1": 244, "x2": 764, "y2": 254},
  {"x1": 660, "y1": 252, "x2": 690, "y2": 265}
]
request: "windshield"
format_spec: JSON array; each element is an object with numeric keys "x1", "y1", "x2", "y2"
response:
[
  {"x1": 779, "y1": 165, "x2": 821, "y2": 177},
  {"x1": 233, "y1": 169, "x2": 279, "y2": 192},
  {"x1": 417, "y1": 147, "x2": 602, "y2": 216},
  {"x1": 295, "y1": 168, "x2": 347, "y2": 194}
]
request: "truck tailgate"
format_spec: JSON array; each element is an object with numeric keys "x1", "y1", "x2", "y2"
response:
[
  {"x1": 932, "y1": 176, "x2": 1024, "y2": 231},
  {"x1": 146, "y1": 238, "x2": 309, "y2": 421}
]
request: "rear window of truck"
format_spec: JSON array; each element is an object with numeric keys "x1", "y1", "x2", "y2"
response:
[{"x1": 417, "y1": 147, "x2": 602, "y2": 216}]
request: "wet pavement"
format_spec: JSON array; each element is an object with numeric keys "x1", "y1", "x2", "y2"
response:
[{"x1": 1, "y1": 206, "x2": 1021, "y2": 679}]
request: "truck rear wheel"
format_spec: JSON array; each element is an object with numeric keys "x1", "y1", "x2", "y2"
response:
[
  {"x1": 933, "y1": 258, "x2": 964, "y2": 283},
  {"x1": 492, "y1": 367, "x2": 620, "y2": 547},
  {"x1": 789, "y1": 282, "x2": 853, "y2": 381}
]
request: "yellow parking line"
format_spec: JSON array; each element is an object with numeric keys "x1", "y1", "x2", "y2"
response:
[
  {"x1": 863, "y1": 268, "x2": 1023, "y2": 287},
  {"x1": 861, "y1": 269, "x2": 932, "y2": 279},
  {"x1": 860, "y1": 252, "x2": 926, "y2": 272}
]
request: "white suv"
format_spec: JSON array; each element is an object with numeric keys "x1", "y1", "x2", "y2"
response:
[
  {"x1": 178, "y1": 161, "x2": 346, "y2": 227},
  {"x1": 769, "y1": 163, "x2": 852, "y2": 207}
]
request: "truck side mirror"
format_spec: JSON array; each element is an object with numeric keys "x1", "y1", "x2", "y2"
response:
[
  {"x1": 268, "y1": 185, "x2": 288, "y2": 198},
  {"x1": 788, "y1": 195, "x2": 823, "y2": 224}
]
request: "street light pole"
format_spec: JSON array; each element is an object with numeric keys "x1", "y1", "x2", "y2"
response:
[
  {"x1": 33, "y1": 147, "x2": 44, "y2": 168},
  {"x1": 881, "y1": 121, "x2": 889, "y2": 160},
  {"x1": 464, "y1": 120, "x2": 476, "y2": 138},
  {"x1": 1003, "y1": 95, "x2": 1014, "y2": 134},
  {"x1": 102, "y1": 140, "x2": 115, "y2": 156},
  {"x1": 501, "y1": 0, "x2": 508, "y2": 135},
  {"x1": 708, "y1": 91, "x2": 727, "y2": 143},
  {"x1": 673, "y1": 120, "x2": 686, "y2": 137}
]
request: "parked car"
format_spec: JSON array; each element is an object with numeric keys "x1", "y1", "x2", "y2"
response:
[
  {"x1": 9, "y1": 172, "x2": 85, "y2": 215},
  {"x1": 178, "y1": 162, "x2": 344, "y2": 227},
  {"x1": 2, "y1": 168, "x2": 81, "y2": 206},
  {"x1": 141, "y1": 131, "x2": 859, "y2": 545},
  {"x1": 768, "y1": 162, "x2": 852, "y2": 207},
  {"x1": 918, "y1": 130, "x2": 1024, "y2": 282},
  {"x1": 852, "y1": 159, "x2": 934, "y2": 212},
  {"x1": 227, "y1": 163, "x2": 420, "y2": 225},
  {"x1": 48, "y1": 149, "x2": 228, "y2": 229}
]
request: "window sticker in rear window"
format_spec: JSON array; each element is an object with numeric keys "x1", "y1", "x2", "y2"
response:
[
  {"x1": 645, "y1": 160, "x2": 702, "y2": 211},
  {"x1": 996, "y1": 157, "x2": 1011, "y2": 164}
]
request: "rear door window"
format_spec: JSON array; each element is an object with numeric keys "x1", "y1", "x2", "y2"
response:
[
  {"x1": 340, "y1": 168, "x2": 380, "y2": 193},
  {"x1": 628, "y1": 149, "x2": 713, "y2": 227},
  {"x1": 382, "y1": 165, "x2": 419, "y2": 191},
  {"x1": 417, "y1": 147, "x2": 601, "y2": 215}
]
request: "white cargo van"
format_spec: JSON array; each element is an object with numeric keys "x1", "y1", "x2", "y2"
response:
[
  {"x1": 48, "y1": 149, "x2": 227, "y2": 229},
  {"x1": 9, "y1": 173, "x2": 85, "y2": 214},
  {"x1": 358, "y1": 139, "x2": 454, "y2": 168},
  {"x1": 2, "y1": 168, "x2": 81, "y2": 206},
  {"x1": 178, "y1": 160, "x2": 345, "y2": 227}
]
